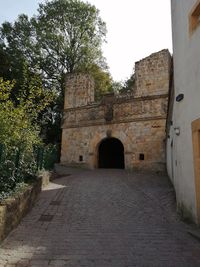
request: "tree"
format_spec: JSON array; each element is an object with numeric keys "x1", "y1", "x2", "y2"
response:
[
  {"x1": 112, "y1": 81, "x2": 124, "y2": 93},
  {"x1": 123, "y1": 73, "x2": 135, "y2": 92},
  {"x1": 0, "y1": 0, "x2": 108, "y2": 143},
  {"x1": 0, "y1": 0, "x2": 107, "y2": 93},
  {"x1": 0, "y1": 75, "x2": 55, "y2": 189},
  {"x1": 80, "y1": 63, "x2": 113, "y2": 100},
  {"x1": 0, "y1": 15, "x2": 39, "y2": 105},
  {"x1": 35, "y1": 0, "x2": 106, "y2": 72},
  {"x1": 0, "y1": 44, "x2": 11, "y2": 78},
  {"x1": 115, "y1": 73, "x2": 136, "y2": 94},
  {"x1": 33, "y1": 0, "x2": 107, "y2": 93},
  {"x1": 0, "y1": 75, "x2": 53, "y2": 149}
]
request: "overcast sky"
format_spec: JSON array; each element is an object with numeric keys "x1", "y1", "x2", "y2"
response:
[{"x1": 0, "y1": 0, "x2": 172, "y2": 82}]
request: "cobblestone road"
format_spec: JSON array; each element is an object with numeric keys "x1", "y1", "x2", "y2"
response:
[{"x1": 1, "y1": 169, "x2": 200, "y2": 267}]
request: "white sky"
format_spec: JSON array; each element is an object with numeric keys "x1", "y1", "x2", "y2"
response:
[{"x1": 0, "y1": 0, "x2": 172, "y2": 82}]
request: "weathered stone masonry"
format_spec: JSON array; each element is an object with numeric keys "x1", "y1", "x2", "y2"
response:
[{"x1": 61, "y1": 49, "x2": 171, "y2": 171}]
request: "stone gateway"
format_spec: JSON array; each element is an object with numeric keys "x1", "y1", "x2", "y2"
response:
[{"x1": 61, "y1": 49, "x2": 171, "y2": 171}]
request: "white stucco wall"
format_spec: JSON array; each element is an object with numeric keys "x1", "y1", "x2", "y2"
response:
[{"x1": 167, "y1": 0, "x2": 200, "y2": 222}]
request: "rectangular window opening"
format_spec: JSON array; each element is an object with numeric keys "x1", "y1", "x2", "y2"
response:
[
  {"x1": 79, "y1": 155, "x2": 83, "y2": 162},
  {"x1": 139, "y1": 153, "x2": 145, "y2": 161}
]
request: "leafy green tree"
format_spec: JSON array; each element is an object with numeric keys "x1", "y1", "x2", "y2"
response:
[
  {"x1": 80, "y1": 64, "x2": 113, "y2": 100},
  {"x1": 0, "y1": 78, "x2": 40, "y2": 191},
  {"x1": 123, "y1": 73, "x2": 135, "y2": 92},
  {"x1": 34, "y1": 0, "x2": 106, "y2": 74},
  {"x1": 0, "y1": 76, "x2": 53, "y2": 149},
  {"x1": 0, "y1": 44, "x2": 11, "y2": 78},
  {"x1": 0, "y1": 76, "x2": 55, "y2": 194},
  {"x1": 0, "y1": 0, "x2": 107, "y2": 93},
  {"x1": 0, "y1": 0, "x2": 108, "y2": 143},
  {"x1": 0, "y1": 15, "x2": 35, "y2": 82},
  {"x1": 111, "y1": 74, "x2": 136, "y2": 95},
  {"x1": 112, "y1": 81, "x2": 124, "y2": 93},
  {"x1": 0, "y1": 15, "x2": 39, "y2": 105},
  {"x1": 19, "y1": 63, "x2": 56, "y2": 122}
]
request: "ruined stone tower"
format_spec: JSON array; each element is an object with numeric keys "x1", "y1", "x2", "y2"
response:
[{"x1": 61, "y1": 49, "x2": 171, "y2": 171}]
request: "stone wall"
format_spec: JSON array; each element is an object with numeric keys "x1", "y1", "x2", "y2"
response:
[
  {"x1": 134, "y1": 49, "x2": 171, "y2": 97},
  {"x1": 61, "y1": 119, "x2": 166, "y2": 171},
  {"x1": 61, "y1": 49, "x2": 171, "y2": 171},
  {"x1": 0, "y1": 172, "x2": 51, "y2": 242},
  {"x1": 64, "y1": 73, "x2": 95, "y2": 109},
  {"x1": 62, "y1": 95, "x2": 168, "y2": 129}
]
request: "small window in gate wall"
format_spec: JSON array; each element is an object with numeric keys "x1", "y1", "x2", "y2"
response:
[
  {"x1": 139, "y1": 153, "x2": 145, "y2": 161},
  {"x1": 189, "y1": 0, "x2": 200, "y2": 35}
]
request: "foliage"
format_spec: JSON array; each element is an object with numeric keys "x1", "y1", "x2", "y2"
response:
[
  {"x1": 0, "y1": 143, "x2": 60, "y2": 200},
  {"x1": 0, "y1": 15, "x2": 34, "y2": 84},
  {"x1": 35, "y1": 0, "x2": 106, "y2": 74},
  {"x1": 0, "y1": 78, "x2": 35, "y2": 149},
  {"x1": 0, "y1": 0, "x2": 107, "y2": 93},
  {"x1": 0, "y1": 77, "x2": 56, "y2": 198},
  {"x1": 38, "y1": 144, "x2": 60, "y2": 170},
  {"x1": 0, "y1": 73, "x2": 54, "y2": 148},
  {"x1": 112, "y1": 73, "x2": 135, "y2": 95},
  {"x1": 0, "y1": 181, "x2": 28, "y2": 202},
  {"x1": 112, "y1": 81, "x2": 124, "y2": 93},
  {"x1": 0, "y1": 44, "x2": 11, "y2": 78},
  {"x1": 0, "y1": 77, "x2": 39, "y2": 192},
  {"x1": 0, "y1": 145, "x2": 36, "y2": 195},
  {"x1": 0, "y1": 0, "x2": 108, "y2": 143},
  {"x1": 122, "y1": 73, "x2": 135, "y2": 92},
  {"x1": 80, "y1": 63, "x2": 113, "y2": 100}
]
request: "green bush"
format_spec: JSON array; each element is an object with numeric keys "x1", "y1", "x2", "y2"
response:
[
  {"x1": 0, "y1": 77, "x2": 57, "y2": 200},
  {"x1": 0, "y1": 145, "x2": 37, "y2": 196}
]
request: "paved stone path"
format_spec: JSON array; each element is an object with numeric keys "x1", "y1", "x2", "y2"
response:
[{"x1": 1, "y1": 169, "x2": 200, "y2": 267}]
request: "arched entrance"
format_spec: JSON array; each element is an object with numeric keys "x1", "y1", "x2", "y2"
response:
[{"x1": 98, "y1": 138, "x2": 125, "y2": 169}]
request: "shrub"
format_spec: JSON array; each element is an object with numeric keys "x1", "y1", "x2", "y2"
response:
[{"x1": 0, "y1": 77, "x2": 55, "y2": 199}]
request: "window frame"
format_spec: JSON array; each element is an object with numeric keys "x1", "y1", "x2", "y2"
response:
[{"x1": 189, "y1": 0, "x2": 200, "y2": 35}]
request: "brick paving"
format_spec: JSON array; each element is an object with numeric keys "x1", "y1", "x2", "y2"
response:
[{"x1": 0, "y1": 168, "x2": 200, "y2": 267}]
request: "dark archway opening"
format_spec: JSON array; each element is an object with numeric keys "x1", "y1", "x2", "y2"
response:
[{"x1": 98, "y1": 138, "x2": 125, "y2": 169}]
